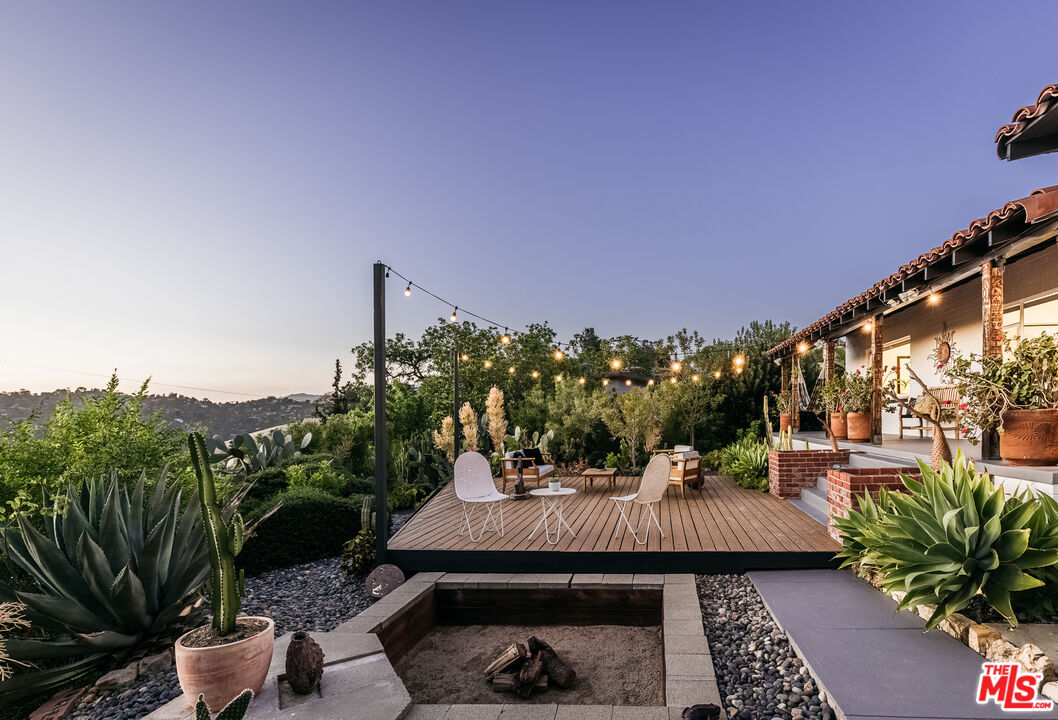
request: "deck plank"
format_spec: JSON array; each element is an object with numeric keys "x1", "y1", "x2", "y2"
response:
[{"x1": 388, "y1": 472, "x2": 840, "y2": 560}]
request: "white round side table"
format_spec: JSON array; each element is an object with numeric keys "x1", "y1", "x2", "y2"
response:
[{"x1": 528, "y1": 487, "x2": 577, "y2": 545}]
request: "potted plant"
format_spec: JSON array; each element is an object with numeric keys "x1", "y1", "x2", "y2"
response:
[
  {"x1": 773, "y1": 390, "x2": 793, "y2": 432},
  {"x1": 175, "y1": 433, "x2": 276, "y2": 711},
  {"x1": 820, "y1": 375, "x2": 848, "y2": 439},
  {"x1": 946, "y1": 333, "x2": 1058, "y2": 465},
  {"x1": 843, "y1": 367, "x2": 873, "y2": 442},
  {"x1": 549, "y1": 477, "x2": 561, "y2": 492}
]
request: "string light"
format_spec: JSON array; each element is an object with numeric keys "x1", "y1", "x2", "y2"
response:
[
  {"x1": 450, "y1": 308, "x2": 458, "y2": 323},
  {"x1": 461, "y1": 354, "x2": 469, "y2": 361},
  {"x1": 484, "y1": 360, "x2": 492, "y2": 368},
  {"x1": 692, "y1": 374, "x2": 700, "y2": 382},
  {"x1": 733, "y1": 355, "x2": 744, "y2": 368},
  {"x1": 625, "y1": 379, "x2": 632, "y2": 386},
  {"x1": 647, "y1": 378, "x2": 655, "y2": 386},
  {"x1": 554, "y1": 349, "x2": 564, "y2": 361},
  {"x1": 603, "y1": 379, "x2": 610, "y2": 386},
  {"x1": 863, "y1": 321, "x2": 874, "y2": 332},
  {"x1": 579, "y1": 377, "x2": 586, "y2": 385},
  {"x1": 797, "y1": 342, "x2": 808, "y2": 354},
  {"x1": 670, "y1": 377, "x2": 677, "y2": 384},
  {"x1": 735, "y1": 367, "x2": 743, "y2": 375},
  {"x1": 671, "y1": 361, "x2": 682, "y2": 372},
  {"x1": 501, "y1": 329, "x2": 511, "y2": 345},
  {"x1": 404, "y1": 285, "x2": 411, "y2": 296},
  {"x1": 555, "y1": 374, "x2": 563, "y2": 382},
  {"x1": 714, "y1": 370, "x2": 721, "y2": 379},
  {"x1": 611, "y1": 359, "x2": 622, "y2": 370},
  {"x1": 928, "y1": 291, "x2": 940, "y2": 304},
  {"x1": 532, "y1": 370, "x2": 540, "y2": 379},
  {"x1": 509, "y1": 366, "x2": 516, "y2": 374}
]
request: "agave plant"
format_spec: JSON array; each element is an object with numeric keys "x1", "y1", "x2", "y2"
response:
[
  {"x1": 832, "y1": 488, "x2": 892, "y2": 570},
  {"x1": 850, "y1": 453, "x2": 1058, "y2": 629},
  {"x1": 0, "y1": 468, "x2": 210, "y2": 701},
  {"x1": 1012, "y1": 490, "x2": 1058, "y2": 618},
  {"x1": 207, "y1": 429, "x2": 311, "y2": 474}
]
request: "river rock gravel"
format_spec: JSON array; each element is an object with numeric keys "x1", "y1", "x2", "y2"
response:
[
  {"x1": 697, "y1": 574, "x2": 836, "y2": 720},
  {"x1": 69, "y1": 509, "x2": 414, "y2": 720}
]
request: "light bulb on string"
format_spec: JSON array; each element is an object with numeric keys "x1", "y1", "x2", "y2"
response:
[
  {"x1": 554, "y1": 349, "x2": 564, "y2": 361},
  {"x1": 647, "y1": 378, "x2": 655, "y2": 386},
  {"x1": 714, "y1": 370, "x2": 721, "y2": 379},
  {"x1": 671, "y1": 361, "x2": 682, "y2": 372},
  {"x1": 450, "y1": 307, "x2": 458, "y2": 323},
  {"x1": 863, "y1": 321, "x2": 874, "y2": 332},
  {"x1": 532, "y1": 370, "x2": 540, "y2": 379},
  {"x1": 603, "y1": 379, "x2": 610, "y2": 386},
  {"x1": 404, "y1": 285, "x2": 411, "y2": 296},
  {"x1": 509, "y1": 366, "x2": 516, "y2": 374},
  {"x1": 692, "y1": 374, "x2": 700, "y2": 382},
  {"x1": 928, "y1": 291, "x2": 940, "y2": 304},
  {"x1": 625, "y1": 379, "x2": 632, "y2": 386},
  {"x1": 555, "y1": 374, "x2": 563, "y2": 382},
  {"x1": 611, "y1": 358, "x2": 622, "y2": 370},
  {"x1": 578, "y1": 377, "x2": 586, "y2": 385},
  {"x1": 461, "y1": 354, "x2": 469, "y2": 361},
  {"x1": 670, "y1": 377, "x2": 677, "y2": 384},
  {"x1": 484, "y1": 360, "x2": 492, "y2": 368}
]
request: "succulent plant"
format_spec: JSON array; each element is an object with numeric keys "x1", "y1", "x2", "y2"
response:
[
  {"x1": 207, "y1": 429, "x2": 311, "y2": 474},
  {"x1": 197, "y1": 689, "x2": 253, "y2": 720},
  {"x1": 0, "y1": 468, "x2": 209, "y2": 702},
  {"x1": 840, "y1": 453, "x2": 1058, "y2": 629},
  {"x1": 190, "y1": 432, "x2": 245, "y2": 636}
]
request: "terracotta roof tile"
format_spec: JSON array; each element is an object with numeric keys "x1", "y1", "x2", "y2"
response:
[
  {"x1": 995, "y1": 83, "x2": 1058, "y2": 159},
  {"x1": 768, "y1": 186, "x2": 1058, "y2": 356}
]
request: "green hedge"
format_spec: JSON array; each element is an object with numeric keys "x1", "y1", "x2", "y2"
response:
[{"x1": 240, "y1": 486, "x2": 369, "y2": 575}]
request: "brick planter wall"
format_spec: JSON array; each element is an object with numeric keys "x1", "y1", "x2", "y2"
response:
[
  {"x1": 826, "y1": 467, "x2": 921, "y2": 540},
  {"x1": 768, "y1": 449, "x2": 851, "y2": 500}
]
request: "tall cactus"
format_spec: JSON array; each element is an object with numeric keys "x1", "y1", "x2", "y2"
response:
[
  {"x1": 189, "y1": 432, "x2": 244, "y2": 636},
  {"x1": 763, "y1": 395, "x2": 774, "y2": 449}
]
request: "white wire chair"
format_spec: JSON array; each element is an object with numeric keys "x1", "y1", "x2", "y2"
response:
[
  {"x1": 454, "y1": 452, "x2": 509, "y2": 542},
  {"x1": 611, "y1": 453, "x2": 669, "y2": 545}
]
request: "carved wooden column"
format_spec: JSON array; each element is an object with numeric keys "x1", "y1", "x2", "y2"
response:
[
  {"x1": 824, "y1": 340, "x2": 836, "y2": 383},
  {"x1": 781, "y1": 357, "x2": 790, "y2": 393},
  {"x1": 871, "y1": 315, "x2": 884, "y2": 445},
  {"x1": 981, "y1": 259, "x2": 1005, "y2": 459},
  {"x1": 790, "y1": 357, "x2": 801, "y2": 431}
]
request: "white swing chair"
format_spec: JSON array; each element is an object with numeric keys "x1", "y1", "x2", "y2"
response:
[
  {"x1": 610, "y1": 453, "x2": 670, "y2": 545},
  {"x1": 454, "y1": 452, "x2": 508, "y2": 542}
]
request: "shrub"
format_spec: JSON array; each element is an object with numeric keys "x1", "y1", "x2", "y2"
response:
[
  {"x1": 834, "y1": 454, "x2": 1058, "y2": 629},
  {"x1": 719, "y1": 436, "x2": 769, "y2": 491},
  {"x1": 239, "y1": 487, "x2": 369, "y2": 575},
  {"x1": 388, "y1": 483, "x2": 418, "y2": 510},
  {"x1": 285, "y1": 459, "x2": 345, "y2": 496}
]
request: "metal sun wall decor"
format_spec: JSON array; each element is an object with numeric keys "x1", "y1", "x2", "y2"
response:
[{"x1": 928, "y1": 328, "x2": 957, "y2": 371}]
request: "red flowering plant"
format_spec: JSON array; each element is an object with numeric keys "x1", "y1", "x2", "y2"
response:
[
  {"x1": 818, "y1": 374, "x2": 847, "y2": 413},
  {"x1": 842, "y1": 366, "x2": 873, "y2": 414},
  {"x1": 944, "y1": 333, "x2": 1058, "y2": 444}
]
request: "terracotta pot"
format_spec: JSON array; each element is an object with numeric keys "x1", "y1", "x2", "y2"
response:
[
  {"x1": 779, "y1": 413, "x2": 792, "y2": 432},
  {"x1": 846, "y1": 412, "x2": 871, "y2": 443},
  {"x1": 1000, "y1": 409, "x2": 1058, "y2": 466},
  {"x1": 175, "y1": 617, "x2": 275, "y2": 712},
  {"x1": 830, "y1": 412, "x2": 848, "y2": 440}
]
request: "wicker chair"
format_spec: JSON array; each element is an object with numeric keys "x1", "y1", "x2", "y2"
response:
[{"x1": 898, "y1": 385, "x2": 962, "y2": 439}]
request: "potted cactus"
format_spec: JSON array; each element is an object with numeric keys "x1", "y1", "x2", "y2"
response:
[{"x1": 175, "y1": 433, "x2": 276, "y2": 712}]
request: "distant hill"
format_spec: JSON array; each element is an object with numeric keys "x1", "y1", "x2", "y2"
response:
[{"x1": 0, "y1": 389, "x2": 320, "y2": 439}]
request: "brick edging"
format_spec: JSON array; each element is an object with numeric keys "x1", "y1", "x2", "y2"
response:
[{"x1": 768, "y1": 449, "x2": 851, "y2": 499}]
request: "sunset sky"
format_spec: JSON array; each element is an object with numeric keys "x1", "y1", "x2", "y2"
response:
[{"x1": 2, "y1": 2, "x2": 1057, "y2": 399}]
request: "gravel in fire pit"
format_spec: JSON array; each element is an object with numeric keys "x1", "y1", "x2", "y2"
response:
[{"x1": 697, "y1": 574, "x2": 835, "y2": 720}]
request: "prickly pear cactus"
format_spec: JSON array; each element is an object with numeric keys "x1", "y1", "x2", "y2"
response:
[{"x1": 196, "y1": 689, "x2": 254, "y2": 720}]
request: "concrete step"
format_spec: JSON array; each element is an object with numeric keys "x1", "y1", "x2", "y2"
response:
[
  {"x1": 816, "y1": 475, "x2": 828, "y2": 492},
  {"x1": 799, "y1": 486, "x2": 828, "y2": 514},
  {"x1": 788, "y1": 496, "x2": 827, "y2": 526},
  {"x1": 845, "y1": 451, "x2": 909, "y2": 469}
]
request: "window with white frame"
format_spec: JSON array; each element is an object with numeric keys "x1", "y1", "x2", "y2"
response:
[{"x1": 1004, "y1": 291, "x2": 1058, "y2": 344}]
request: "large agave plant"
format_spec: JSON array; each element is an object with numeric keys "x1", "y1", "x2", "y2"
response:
[
  {"x1": 850, "y1": 453, "x2": 1058, "y2": 629},
  {"x1": 207, "y1": 429, "x2": 311, "y2": 474},
  {"x1": 0, "y1": 469, "x2": 209, "y2": 701},
  {"x1": 833, "y1": 488, "x2": 892, "y2": 570},
  {"x1": 1012, "y1": 490, "x2": 1058, "y2": 618}
]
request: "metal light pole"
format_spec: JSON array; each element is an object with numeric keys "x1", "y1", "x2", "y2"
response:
[{"x1": 372, "y1": 262, "x2": 388, "y2": 563}]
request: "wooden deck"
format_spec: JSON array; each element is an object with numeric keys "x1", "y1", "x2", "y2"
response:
[{"x1": 387, "y1": 473, "x2": 840, "y2": 573}]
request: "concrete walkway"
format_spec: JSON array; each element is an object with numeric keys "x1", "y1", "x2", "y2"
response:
[{"x1": 750, "y1": 569, "x2": 1058, "y2": 720}]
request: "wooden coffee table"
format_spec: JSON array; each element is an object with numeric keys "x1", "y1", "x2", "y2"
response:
[{"x1": 581, "y1": 467, "x2": 618, "y2": 492}]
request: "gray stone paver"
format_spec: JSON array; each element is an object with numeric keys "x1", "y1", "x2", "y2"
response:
[
  {"x1": 663, "y1": 634, "x2": 711, "y2": 655},
  {"x1": 750, "y1": 569, "x2": 1058, "y2": 719},
  {"x1": 444, "y1": 705, "x2": 505, "y2": 720},
  {"x1": 437, "y1": 572, "x2": 476, "y2": 588},
  {"x1": 663, "y1": 573, "x2": 695, "y2": 584},
  {"x1": 498, "y1": 704, "x2": 558, "y2": 719},
  {"x1": 632, "y1": 573, "x2": 664, "y2": 588},
  {"x1": 612, "y1": 707, "x2": 666, "y2": 720},
  {"x1": 554, "y1": 706, "x2": 614, "y2": 720},
  {"x1": 601, "y1": 573, "x2": 635, "y2": 587},
  {"x1": 662, "y1": 618, "x2": 704, "y2": 637},
  {"x1": 537, "y1": 573, "x2": 573, "y2": 587},
  {"x1": 407, "y1": 706, "x2": 450, "y2": 719},
  {"x1": 507, "y1": 573, "x2": 545, "y2": 587},
  {"x1": 664, "y1": 652, "x2": 714, "y2": 678},
  {"x1": 665, "y1": 678, "x2": 722, "y2": 707},
  {"x1": 570, "y1": 573, "x2": 605, "y2": 588}
]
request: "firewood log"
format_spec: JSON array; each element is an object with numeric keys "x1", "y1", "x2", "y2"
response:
[
  {"x1": 491, "y1": 673, "x2": 548, "y2": 692},
  {"x1": 515, "y1": 651, "x2": 544, "y2": 698},
  {"x1": 484, "y1": 642, "x2": 527, "y2": 679},
  {"x1": 527, "y1": 636, "x2": 576, "y2": 689}
]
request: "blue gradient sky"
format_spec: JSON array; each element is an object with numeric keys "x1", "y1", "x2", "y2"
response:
[{"x1": 2, "y1": 2, "x2": 1057, "y2": 399}]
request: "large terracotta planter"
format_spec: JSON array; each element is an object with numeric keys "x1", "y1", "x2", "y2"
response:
[
  {"x1": 175, "y1": 617, "x2": 275, "y2": 712},
  {"x1": 779, "y1": 413, "x2": 792, "y2": 432},
  {"x1": 846, "y1": 412, "x2": 871, "y2": 443},
  {"x1": 999, "y1": 409, "x2": 1058, "y2": 466},
  {"x1": 830, "y1": 412, "x2": 848, "y2": 440}
]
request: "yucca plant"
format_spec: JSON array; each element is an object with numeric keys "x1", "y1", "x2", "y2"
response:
[
  {"x1": 0, "y1": 468, "x2": 209, "y2": 701},
  {"x1": 848, "y1": 453, "x2": 1058, "y2": 629}
]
